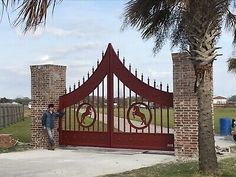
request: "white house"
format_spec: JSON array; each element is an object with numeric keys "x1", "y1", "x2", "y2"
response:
[{"x1": 213, "y1": 96, "x2": 227, "y2": 105}]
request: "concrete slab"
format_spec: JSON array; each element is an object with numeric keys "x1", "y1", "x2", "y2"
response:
[
  {"x1": 215, "y1": 135, "x2": 236, "y2": 148},
  {"x1": 0, "y1": 148, "x2": 176, "y2": 177}
]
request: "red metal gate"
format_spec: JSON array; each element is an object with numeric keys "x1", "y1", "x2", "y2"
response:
[{"x1": 59, "y1": 43, "x2": 174, "y2": 151}]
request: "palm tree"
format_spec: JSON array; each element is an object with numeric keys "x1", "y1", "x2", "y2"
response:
[
  {"x1": 123, "y1": 0, "x2": 236, "y2": 173},
  {"x1": 228, "y1": 58, "x2": 236, "y2": 73},
  {"x1": 1, "y1": 0, "x2": 61, "y2": 31}
]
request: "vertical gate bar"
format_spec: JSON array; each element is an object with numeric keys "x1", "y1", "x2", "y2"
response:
[
  {"x1": 102, "y1": 80, "x2": 105, "y2": 132},
  {"x1": 73, "y1": 104, "x2": 76, "y2": 131},
  {"x1": 129, "y1": 64, "x2": 132, "y2": 133},
  {"x1": 78, "y1": 81, "x2": 80, "y2": 131},
  {"x1": 141, "y1": 74, "x2": 144, "y2": 133},
  {"x1": 154, "y1": 80, "x2": 156, "y2": 133},
  {"x1": 107, "y1": 51, "x2": 114, "y2": 147},
  {"x1": 87, "y1": 72, "x2": 90, "y2": 133},
  {"x1": 167, "y1": 107, "x2": 170, "y2": 134},
  {"x1": 123, "y1": 81, "x2": 126, "y2": 133},
  {"x1": 64, "y1": 89, "x2": 67, "y2": 131},
  {"x1": 117, "y1": 77, "x2": 120, "y2": 132},
  {"x1": 135, "y1": 69, "x2": 138, "y2": 102},
  {"x1": 97, "y1": 85, "x2": 100, "y2": 131},
  {"x1": 73, "y1": 84, "x2": 76, "y2": 131},
  {"x1": 129, "y1": 88, "x2": 132, "y2": 133},
  {"x1": 160, "y1": 82, "x2": 163, "y2": 133},
  {"x1": 69, "y1": 107, "x2": 71, "y2": 131},
  {"x1": 92, "y1": 89, "x2": 95, "y2": 132},
  {"x1": 135, "y1": 69, "x2": 138, "y2": 133},
  {"x1": 82, "y1": 78, "x2": 85, "y2": 131},
  {"x1": 154, "y1": 105, "x2": 157, "y2": 133},
  {"x1": 69, "y1": 86, "x2": 72, "y2": 131},
  {"x1": 160, "y1": 105, "x2": 163, "y2": 133},
  {"x1": 87, "y1": 94, "x2": 90, "y2": 132},
  {"x1": 92, "y1": 68, "x2": 95, "y2": 132},
  {"x1": 167, "y1": 84, "x2": 170, "y2": 134},
  {"x1": 141, "y1": 74, "x2": 144, "y2": 103},
  {"x1": 123, "y1": 58, "x2": 126, "y2": 133},
  {"x1": 147, "y1": 77, "x2": 150, "y2": 133}
]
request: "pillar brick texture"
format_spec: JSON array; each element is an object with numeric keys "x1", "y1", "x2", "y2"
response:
[
  {"x1": 172, "y1": 53, "x2": 198, "y2": 158},
  {"x1": 31, "y1": 65, "x2": 66, "y2": 148}
]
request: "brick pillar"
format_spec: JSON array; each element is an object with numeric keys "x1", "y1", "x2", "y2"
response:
[
  {"x1": 172, "y1": 53, "x2": 198, "y2": 158},
  {"x1": 30, "y1": 65, "x2": 66, "y2": 148}
]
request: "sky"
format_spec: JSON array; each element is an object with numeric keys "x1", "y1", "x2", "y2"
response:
[{"x1": 0, "y1": 0, "x2": 235, "y2": 99}]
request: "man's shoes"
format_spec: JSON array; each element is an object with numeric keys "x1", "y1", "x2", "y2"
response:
[{"x1": 51, "y1": 142, "x2": 55, "y2": 150}]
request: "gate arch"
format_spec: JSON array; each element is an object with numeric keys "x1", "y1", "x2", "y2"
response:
[{"x1": 59, "y1": 43, "x2": 174, "y2": 151}]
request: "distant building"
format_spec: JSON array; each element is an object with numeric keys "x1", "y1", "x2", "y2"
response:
[
  {"x1": 28, "y1": 102, "x2": 32, "y2": 109},
  {"x1": 11, "y1": 101, "x2": 19, "y2": 104},
  {"x1": 213, "y1": 96, "x2": 227, "y2": 105}
]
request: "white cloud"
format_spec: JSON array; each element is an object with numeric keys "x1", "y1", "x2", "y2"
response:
[
  {"x1": 46, "y1": 27, "x2": 89, "y2": 38},
  {"x1": 147, "y1": 69, "x2": 171, "y2": 78},
  {"x1": 51, "y1": 42, "x2": 103, "y2": 56},
  {"x1": 38, "y1": 55, "x2": 55, "y2": 64},
  {"x1": 15, "y1": 28, "x2": 44, "y2": 38},
  {"x1": 40, "y1": 55, "x2": 50, "y2": 61}
]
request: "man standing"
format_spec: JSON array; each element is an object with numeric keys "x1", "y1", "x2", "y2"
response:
[{"x1": 42, "y1": 104, "x2": 64, "y2": 150}]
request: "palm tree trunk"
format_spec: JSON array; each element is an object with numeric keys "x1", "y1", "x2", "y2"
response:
[{"x1": 196, "y1": 65, "x2": 217, "y2": 172}]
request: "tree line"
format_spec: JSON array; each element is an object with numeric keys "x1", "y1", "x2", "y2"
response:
[{"x1": 0, "y1": 97, "x2": 31, "y2": 105}]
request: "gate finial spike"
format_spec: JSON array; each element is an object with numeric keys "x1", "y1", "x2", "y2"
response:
[
  {"x1": 78, "y1": 81, "x2": 80, "y2": 87},
  {"x1": 102, "y1": 51, "x2": 104, "y2": 57},
  {"x1": 141, "y1": 73, "x2": 143, "y2": 81},
  {"x1": 135, "y1": 69, "x2": 137, "y2": 77},
  {"x1": 83, "y1": 76, "x2": 85, "y2": 83},
  {"x1": 129, "y1": 64, "x2": 131, "y2": 72},
  {"x1": 92, "y1": 67, "x2": 94, "y2": 73},
  {"x1": 147, "y1": 77, "x2": 150, "y2": 85},
  {"x1": 69, "y1": 86, "x2": 71, "y2": 93},
  {"x1": 167, "y1": 84, "x2": 169, "y2": 92},
  {"x1": 123, "y1": 57, "x2": 125, "y2": 65},
  {"x1": 88, "y1": 72, "x2": 90, "y2": 79},
  {"x1": 117, "y1": 50, "x2": 119, "y2": 57},
  {"x1": 160, "y1": 82, "x2": 163, "y2": 90},
  {"x1": 74, "y1": 83, "x2": 76, "y2": 90},
  {"x1": 97, "y1": 59, "x2": 99, "y2": 67},
  {"x1": 154, "y1": 80, "x2": 156, "y2": 88}
]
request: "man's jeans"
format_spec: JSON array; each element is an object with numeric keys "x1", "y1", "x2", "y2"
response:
[{"x1": 46, "y1": 128, "x2": 54, "y2": 146}]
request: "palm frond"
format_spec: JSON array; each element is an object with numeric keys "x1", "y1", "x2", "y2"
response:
[
  {"x1": 1, "y1": 0, "x2": 62, "y2": 32},
  {"x1": 228, "y1": 58, "x2": 236, "y2": 73},
  {"x1": 122, "y1": 0, "x2": 181, "y2": 52},
  {"x1": 225, "y1": 9, "x2": 236, "y2": 43}
]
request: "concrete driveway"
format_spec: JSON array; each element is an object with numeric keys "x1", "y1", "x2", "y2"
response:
[{"x1": 0, "y1": 147, "x2": 175, "y2": 177}]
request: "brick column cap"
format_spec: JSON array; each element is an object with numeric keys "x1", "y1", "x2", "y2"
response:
[
  {"x1": 30, "y1": 64, "x2": 66, "y2": 69},
  {"x1": 172, "y1": 52, "x2": 189, "y2": 60}
]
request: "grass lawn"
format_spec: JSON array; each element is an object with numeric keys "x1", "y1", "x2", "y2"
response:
[
  {"x1": 214, "y1": 107, "x2": 236, "y2": 134},
  {"x1": 0, "y1": 117, "x2": 31, "y2": 142},
  {"x1": 0, "y1": 108, "x2": 31, "y2": 143},
  {"x1": 105, "y1": 156, "x2": 236, "y2": 177}
]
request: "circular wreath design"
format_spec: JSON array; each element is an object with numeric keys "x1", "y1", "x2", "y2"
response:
[
  {"x1": 76, "y1": 103, "x2": 96, "y2": 128},
  {"x1": 127, "y1": 102, "x2": 152, "y2": 130}
]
